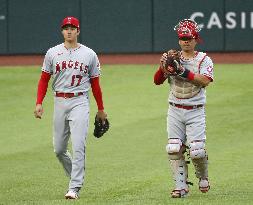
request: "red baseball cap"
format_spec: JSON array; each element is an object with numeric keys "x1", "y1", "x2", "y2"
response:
[
  {"x1": 61, "y1": 16, "x2": 80, "y2": 29},
  {"x1": 174, "y1": 19, "x2": 201, "y2": 40}
]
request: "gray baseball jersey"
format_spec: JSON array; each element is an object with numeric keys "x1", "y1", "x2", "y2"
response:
[{"x1": 42, "y1": 43, "x2": 101, "y2": 93}]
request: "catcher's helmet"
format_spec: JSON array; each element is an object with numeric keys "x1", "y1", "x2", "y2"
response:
[
  {"x1": 174, "y1": 19, "x2": 201, "y2": 40},
  {"x1": 61, "y1": 16, "x2": 80, "y2": 30}
]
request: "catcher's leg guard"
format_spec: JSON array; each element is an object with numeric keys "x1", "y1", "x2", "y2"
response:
[
  {"x1": 189, "y1": 140, "x2": 210, "y2": 193},
  {"x1": 169, "y1": 158, "x2": 189, "y2": 198},
  {"x1": 166, "y1": 139, "x2": 189, "y2": 198}
]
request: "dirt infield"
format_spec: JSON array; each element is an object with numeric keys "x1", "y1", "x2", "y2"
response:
[{"x1": 0, "y1": 52, "x2": 253, "y2": 66}]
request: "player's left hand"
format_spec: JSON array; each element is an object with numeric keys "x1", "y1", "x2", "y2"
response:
[
  {"x1": 93, "y1": 110, "x2": 109, "y2": 138},
  {"x1": 96, "y1": 110, "x2": 107, "y2": 123},
  {"x1": 165, "y1": 49, "x2": 182, "y2": 75},
  {"x1": 34, "y1": 104, "x2": 44, "y2": 119}
]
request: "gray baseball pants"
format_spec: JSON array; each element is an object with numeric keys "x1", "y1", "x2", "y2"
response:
[
  {"x1": 167, "y1": 105, "x2": 206, "y2": 144},
  {"x1": 53, "y1": 93, "x2": 89, "y2": 190}
]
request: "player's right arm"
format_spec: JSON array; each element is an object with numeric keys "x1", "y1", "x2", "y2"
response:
[
  {"x1": 154, "y1": 53, "x2": 170, "y2": 85},
  {"x1": 34, "y1": 71, "x2": 51, "y2": 119}
]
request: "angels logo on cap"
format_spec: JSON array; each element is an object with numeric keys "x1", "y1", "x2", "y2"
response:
[
  {"x1": 174, "y1": 19, "x2": 201, "y2": 40},
  {"x1": 61, "y1": 16, "x2": 80, "y2": 30}
]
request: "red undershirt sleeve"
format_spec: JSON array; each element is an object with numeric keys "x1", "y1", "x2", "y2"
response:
[
  {"x1": 90, "y1": 77, "x2": 104, "y2": 110},
  {"x1": 36, "y1": 71, "x2": 51, "y2": 105},
  {"x1": 154, "y1": 67, "x2": 168, "y2": 85}
]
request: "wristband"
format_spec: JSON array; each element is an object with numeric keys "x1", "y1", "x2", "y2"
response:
[{"x1": 179, "y1": 68, "x2": 195, "y2": 81}]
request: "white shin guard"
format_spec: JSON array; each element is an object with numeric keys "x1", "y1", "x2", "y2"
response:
[
  {"x1": 169, "y1": 156, "x2": 189, "y2": 191},
  {"x1": 192, "y1": 156, "x2": 208, "y2": 179}
]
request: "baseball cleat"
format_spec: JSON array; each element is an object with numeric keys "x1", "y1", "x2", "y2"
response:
[
  {"x1": 65, "y1": 190, "x2": 79, "y2": 199},
  {"x1": 199, "y1": 178, "x2": 210, "y2": 193},
  {"x1": 171, "y1": 189, "x2": 189, "y2": 198}
]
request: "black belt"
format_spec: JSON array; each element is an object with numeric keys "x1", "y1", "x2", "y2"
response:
[
  {"x1": 55, "y1": 92, "x2": 83, "y2": 98},
  {"x1": 169, "y1": 102, "x2": 203, "y2": 110}
]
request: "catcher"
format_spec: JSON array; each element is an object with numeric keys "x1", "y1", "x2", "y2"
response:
[{"x1": 153, "y1": 19, "x2": 214, "y2": 198}]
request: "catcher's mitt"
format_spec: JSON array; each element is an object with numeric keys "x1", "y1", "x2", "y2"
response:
[
  {"x1": 93, "y1": 116, "x2": 110, "y2": 138},
  {"x1": 164, "y1": 49, "x2": 182, "y2": 75}
]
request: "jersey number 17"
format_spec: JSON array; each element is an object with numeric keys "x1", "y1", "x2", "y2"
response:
[{"x1": 71, "y1": 75, "x2": 82, "y2": 86}]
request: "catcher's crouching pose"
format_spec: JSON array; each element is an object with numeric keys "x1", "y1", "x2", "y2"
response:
[
  {"x1": 153, "y1": 19, "x2": 214, "y2": 198},
  {"x1": 34, "y1": 16, "x2": 109, "y2": 200}
]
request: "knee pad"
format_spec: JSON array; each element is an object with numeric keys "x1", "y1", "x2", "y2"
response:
[
  {"x1": 189, "y1": 140, "x2": 207, "y2": 159},
  {"x1": 166, "y1": 138, "x2": 184, "y2": 160}
]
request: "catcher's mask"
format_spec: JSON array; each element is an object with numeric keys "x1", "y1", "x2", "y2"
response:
[
  {"x1": 174, "y1": 19, "x2": 202, "y2": 42},
  {"x1": 61, "y1": 16, "x2": 80, "y2": 30}
]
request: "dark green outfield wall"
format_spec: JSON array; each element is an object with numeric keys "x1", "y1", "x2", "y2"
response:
[{"x1": 0, "y1": 0, "x2": 253, "y2": 54}]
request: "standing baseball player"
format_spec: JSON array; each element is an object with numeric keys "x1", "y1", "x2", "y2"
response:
[
  {"x1": 153, "y1": 19, "x2": 214, "y2": 198},
  {"x1": 34, "y1": 16, "x2": 108, "y2": 200}
]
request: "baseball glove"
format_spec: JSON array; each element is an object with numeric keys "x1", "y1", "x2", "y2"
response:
[
  {"x1": 164, "y1": 49, "x2": 182, "y2": 75},
  {"x1": 93, "y1": 116, "x2": 110, "y2": 138}
]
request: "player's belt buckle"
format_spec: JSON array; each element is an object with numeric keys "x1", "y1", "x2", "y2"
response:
[
  {"x1": 63, "y1": 93, "x2": 69, "y2": 98},
  {"x1": 63, "y1": 93, "x2": 73, "y2": 98}
]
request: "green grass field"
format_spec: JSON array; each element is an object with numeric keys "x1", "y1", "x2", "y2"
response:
[{"x1": 0, "y1": 64, "x2": 253, "y2": 205}]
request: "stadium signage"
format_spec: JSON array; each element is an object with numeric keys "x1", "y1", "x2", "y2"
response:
[{"x1": 190, "y1": 11, "x2": 253, "y2": 29}]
